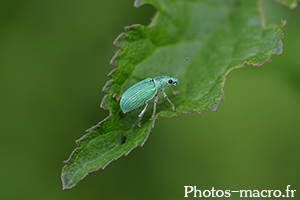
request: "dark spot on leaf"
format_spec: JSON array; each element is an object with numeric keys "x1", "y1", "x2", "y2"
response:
[{"x1": 120, "y1": 135, "x2": 126, "y2": 144}]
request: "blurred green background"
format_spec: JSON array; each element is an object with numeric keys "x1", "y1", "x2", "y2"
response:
[{"x1": 1, "y1": 0, "x2": 299, "y2": 199}]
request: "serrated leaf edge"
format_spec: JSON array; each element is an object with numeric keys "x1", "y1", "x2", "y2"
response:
[{"x1": 61, "y1": 1, "x2": 286, "y2": 189}]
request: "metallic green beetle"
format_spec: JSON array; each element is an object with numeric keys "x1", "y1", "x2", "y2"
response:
[{"x1": 120, "y1": 58, "x2": 190, "y2": 125}]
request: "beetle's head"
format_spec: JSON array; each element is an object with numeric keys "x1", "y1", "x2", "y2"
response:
[
  {"x1": 167, "y1": 77, "x2": 179, "y2": 86},
  {"x1": 166, "y1": 76, "x2": 191, "y2": 87}
]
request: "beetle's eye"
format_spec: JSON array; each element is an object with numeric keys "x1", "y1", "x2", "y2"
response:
[{"x1": 168, "y1": 79, "x2": 173, "y2": 84}]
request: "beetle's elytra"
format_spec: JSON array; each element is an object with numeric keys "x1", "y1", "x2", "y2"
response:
[{"x1": 120, "y1": 58, "x2": 190, "y2": 126}]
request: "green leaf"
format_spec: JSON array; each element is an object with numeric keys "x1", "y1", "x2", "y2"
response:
[
  {"x1": 61, "y1": 0, "x2": 285, "y2": 189},
  {"x1": 276, "y1": 0, "x2": 299, "y2": 9}
]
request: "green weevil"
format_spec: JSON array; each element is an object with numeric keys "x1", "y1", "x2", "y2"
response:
[{"x1": 120, "y1": 58, "x2": 190, "y2": 126}]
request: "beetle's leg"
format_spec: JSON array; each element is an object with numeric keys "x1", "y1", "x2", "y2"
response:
[
  {"x1": 168, "y1": 85, "x2": 179, "y2": 95},
  {"x1": 138, "y1": 119, "x2": 143, "y2": 127},
  {"x1": 138, "y1": 102, "x2": 148, "y2": 127},
  {"x1": 161, "y1": 90, "x2": 176, "y2": 111},
  {"x1": 113, "y1": 93, "x2": 121, "y2": 101},
  {"x1": 138, "y1": 102, "x2": 148, "y2": 118},
  {"x1": 150, "y1": 94, "x2": 158, "y2": 120}
]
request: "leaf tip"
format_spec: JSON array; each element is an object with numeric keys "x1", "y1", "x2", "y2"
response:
[{"x1": 61, "y1": 165, "x2": 76, "y2": 190}]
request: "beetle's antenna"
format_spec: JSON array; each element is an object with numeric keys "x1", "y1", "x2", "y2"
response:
[
  {"x1": 176, "y1": 57, "x2": 189, "y2": 78},
  {"x1": 179, "y1": 82, "x2": 191, "y2": 87}
]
